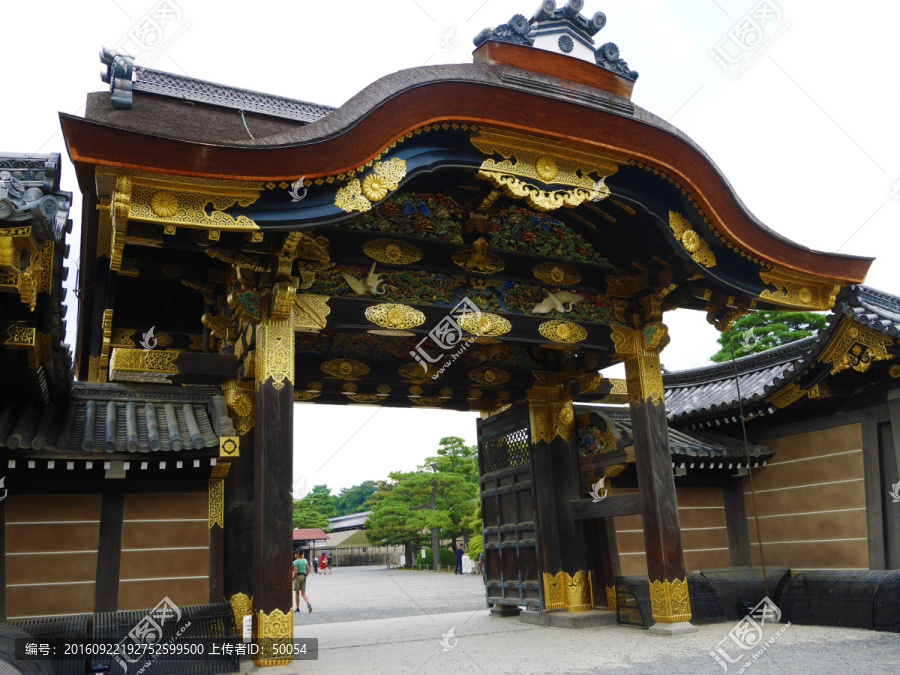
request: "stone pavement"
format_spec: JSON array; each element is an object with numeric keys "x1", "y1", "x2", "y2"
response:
[{"x1": 242, "y1": 565, "x2": 900, "y2": 675}]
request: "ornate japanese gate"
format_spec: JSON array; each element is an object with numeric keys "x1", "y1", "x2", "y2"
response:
[{"x1": 61, "y1": 1, "x2": 873, "y2": 661}]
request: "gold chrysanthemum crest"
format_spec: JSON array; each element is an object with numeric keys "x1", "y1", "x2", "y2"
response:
[
  {"x1": 539, "y1": 320, "x2": 588, "y2": 344},
  {"x1": 365, "y1": 303, "x2": 426, "y2": 330}
]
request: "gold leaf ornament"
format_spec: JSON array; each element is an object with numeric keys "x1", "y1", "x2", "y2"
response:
[
  {"x1": 361, "y1": 174, "x2": 390, "y2": 202},
  {"x1": 536, "y1": 156, "x2": 559, "y2": 182},
  {"x1": 539, "y1": 320, "x2": 588, "y2": 344},
  {"x1": 457, "y1": 312, "x2": 511, "y2": 337},
  {"x1": 365, "y1": 303, "x2": 426, "y2": 330},
  {"x1": 149, "y1": 191, "x2": 179, "y2": 218},
  {"x1": 363, "y1": 239, "x2": 422, "y2": 265}
]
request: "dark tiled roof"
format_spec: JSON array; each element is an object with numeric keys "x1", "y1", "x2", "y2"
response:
[
  {"x1": 662, "y1": 285, "x2": 900, "y2": 425},
  {"x1": 0, "y1": 382, "x2": 235, "y2": 454},
  {"x1": 837, "y1": 285, "x2": 900, "y2": 337},
  {"x1": 663, "y1": 337, "x2": 815, "y2": 424},
  {"x1": 577, "y1": 406, "x2": 774, "y2": 461},
  {"x1": 133, "y1": 67, "x2": 335, "y2": 123}
]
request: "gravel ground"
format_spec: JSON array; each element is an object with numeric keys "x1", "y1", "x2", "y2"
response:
[
  {"x1": 292, "y1": 565, "x2": 486, "y2": 625},
  {"x1": 242, "y1": 565, "x2": 900, "y2": 675}
]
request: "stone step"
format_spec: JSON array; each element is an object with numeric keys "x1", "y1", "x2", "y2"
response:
[{"x1": 518, "y1": 609, "x2": 618, "y2": 629}]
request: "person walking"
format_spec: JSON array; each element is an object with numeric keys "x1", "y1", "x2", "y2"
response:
[
  {"x1": 320, "y1": 552, "x2": 327, "y2": 575},
  {"x1": 327, "y1": 552, "x2": 333, "y2": 574},
  {"x1": 455, "y1": 545, "x2": 464, "y2": 575},
  {"x1": 292, "y1": 551, "x2": 312, "y2": 613}
]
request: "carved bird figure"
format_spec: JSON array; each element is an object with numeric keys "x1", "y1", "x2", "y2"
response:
[
  {"x1": 342, "y1": 263, "x2": 386, "y2": 296},
  {"x1": 531, "y1": 290, "x2": 584, "y2": 315}
]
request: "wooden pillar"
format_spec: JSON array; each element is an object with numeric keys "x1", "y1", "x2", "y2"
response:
[
  {"x1": 223, "y1": 391, "x2": 255, "y2": 614},
  {"x1": 614, "y1": 323, "x2": 696, "y2": 634},
  {"x1": 0, "y1": 497, "x2": 6, "y2": 621},
  {"x1": 723, "y1": 477, "x2": 752, "y2": 567},
  {"x1": 252, "y1": 298, "x2": 295, "y2": 666},
  {"x1": 583, "y1": 517, "x2": 620, "y2": 611},
  {"x1": 529, "y1": 388, "x2": 591, "y2": 612},
  {"x1": 95, "y1": 491, "x2": 124, "y2": 612}
]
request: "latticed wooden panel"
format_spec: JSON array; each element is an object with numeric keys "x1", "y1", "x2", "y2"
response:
[{"x1": 481, "y1": 427, "x2": 530, "y2": 474}]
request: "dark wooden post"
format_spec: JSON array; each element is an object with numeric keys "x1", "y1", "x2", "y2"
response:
[
  {"x1": 722, "y1": 477, "x2": 752, "y2": 567},
  {"x1": 251, "y1": 299, "x2": 295, "y2": 665},
  {"x1": 615, "y1": 323, "x2": 696, "y2": 634},
  {"x1": 529, "y1": 388, "x2": 591, "y2": 612},
  {"x1": 95, "y1": 491, "x2": 125, "y2": 611}
]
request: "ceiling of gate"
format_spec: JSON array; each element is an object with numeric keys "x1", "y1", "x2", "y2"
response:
[{"x1": 98, "y1": 120, "x2": 871, "y2": 413}]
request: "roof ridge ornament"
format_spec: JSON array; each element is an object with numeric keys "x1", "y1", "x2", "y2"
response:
[
  {"x1": 473, "y1": 0, "x2": 638, "y2": 80},
  {"x1": 100, "y1": 47, "x2": 135, "y2": 110}
]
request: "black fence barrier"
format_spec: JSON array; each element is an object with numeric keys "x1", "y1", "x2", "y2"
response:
[
  {"x1": 699, "y1": 567, "x2": 792, "y2": 621},
  {"x1": 781, "y1": 570, "x2": 900, "y2": 631}
]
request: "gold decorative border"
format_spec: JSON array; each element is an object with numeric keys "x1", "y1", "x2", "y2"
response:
[
  {"x1": 669, "y1": 211, "x2": 716, "y2": 268},
  {"x1": 209, "y1": 479, "x2": 224, "y2": 529},
  {"x1": 649, "y1": 578, "x2": 692, "y2": 623}
]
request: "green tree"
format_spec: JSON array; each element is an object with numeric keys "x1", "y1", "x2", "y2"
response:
[
  {"x1": 711, "y1": 311, "x2": 827, "y2": 363},
  {"x1": 426, "y1": 437, "x2": 479, "y2": 549},
  {"x1": 334, "y1": 480, "x2": 379, "y2": 517},
  {"x1": 366, "y1": 437, "x2": 478, "y2": 571},
  {"x1": 292, "y1": 484, "x2": 336, "y2": 530}
]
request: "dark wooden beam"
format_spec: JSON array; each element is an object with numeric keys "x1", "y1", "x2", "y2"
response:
[
  {"x1": 722, "y1": 478, "x2": 752, "y2": 567},
  {"x1": 95, "y1": 491, "x2": 125, "y2": 612},
  {"x1": 570, "y1": 492, "x2": 642, "y2": 520}
]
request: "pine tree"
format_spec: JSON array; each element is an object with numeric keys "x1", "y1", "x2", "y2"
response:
[{"x1": 710, "y1": 311, "x2": 827, "y2": 363}]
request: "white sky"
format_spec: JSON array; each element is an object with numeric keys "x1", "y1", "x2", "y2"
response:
[{"x1": 4, "y1": 0, "x2": 898, "y2": 494}]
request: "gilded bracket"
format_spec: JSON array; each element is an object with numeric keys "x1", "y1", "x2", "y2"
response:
[
  {"x1": 612, "y1": 324, "x2": 667, "y2": 407},
  {"x1": 759, "y1": 266, "x2": 841, "y2": 311},
  {"x1": 528, "y1": 388, "x2": 574, "y2": 445},
  {"x1": 817, "y1": 318, "x2": 893, "y2": 375},
  {"x1": 471, "y1": 127, "x2": 622, "y2": 212}
]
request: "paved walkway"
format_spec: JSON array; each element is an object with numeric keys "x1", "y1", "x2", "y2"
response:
[{"x1": 243, "y1": 566, "x2": 900, "y2": 674}]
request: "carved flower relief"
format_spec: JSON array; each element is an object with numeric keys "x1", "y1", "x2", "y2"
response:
[
  {"x1": 361, "y1": 174, "x2": 390, "y2": 202},
  {"x1": 536, "y1": 156, "x2": 559, "y2": 182},
  {"x1": 680, "y1": 230, "x2": 701, "y2": 253},
  {"x1": 384, "y1": 243, "x2": 403, "y2": 262},
  {"x1": 149, "y1": 191, "x2": 179, "y2": 218}
]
